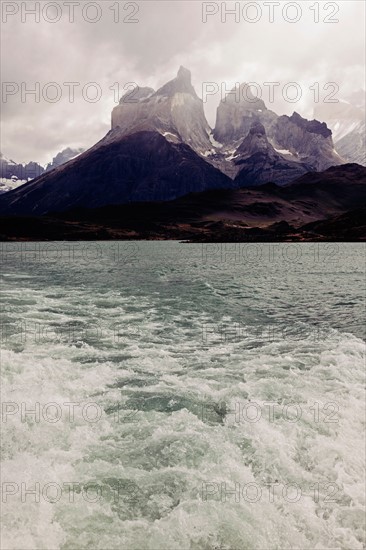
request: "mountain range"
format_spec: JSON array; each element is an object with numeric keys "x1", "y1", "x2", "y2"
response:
[
  {"x1": 314, "y1": 93, "x2": 366, "y2": 166},
  {"x1": 0, "y1": 147, "x2": 85, "y2": 194},
  {"x1": 0, "y1": 153, "x2": 44, "y2": 188},
  {"x1": 0, "y1": 67, "x2": 354, "y2": 218}
]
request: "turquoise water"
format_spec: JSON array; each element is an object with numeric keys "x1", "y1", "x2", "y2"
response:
[{"x1": 1, "y1": 242, "x2": 365, "y2": 549}]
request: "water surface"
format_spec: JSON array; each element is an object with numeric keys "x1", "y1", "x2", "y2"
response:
[{"x1": 1, "y1": 242, "x2": 365, "y2": 549}]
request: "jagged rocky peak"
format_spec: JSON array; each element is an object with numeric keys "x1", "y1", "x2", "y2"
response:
[
  {"x1": 154, "y1": 66, "x2": 197, "y2": 98},
  {"x1": 178, "y1": 65, "x2": 191, "y2": 80},
  {"x1": 286, "y1": 112, "x2": 332, "y2": 138},
  {"x1": 45, "y1": 147, "x2": 85, "y2": 171},
  {"x1": 248, "y1": 122, "x2": 266, "y2": 135},
  {"x1": 120, "y1": 86, "x2": 155, "y2": 104},
  {"x1": 233, "y1": 121, "x2": 311, "y2": 186},
  {"x1": 111, "y1": 67, "x2": 212, "y2": 156},
  {"x1": 272, "y1": 111, "x2": 342, "y2": 171},
  {"x1": 236, "y1": 122, "x2": 269, "y2": 156},
  {"x1": 214, "y1": 82, "x2": 277, "y2": 144},
  {"x1": 0, "y1": 152, "x2": 45, "y2": 181},
  {"x1": 224, "y1": 83, "x2": 266, "y2": 109}
]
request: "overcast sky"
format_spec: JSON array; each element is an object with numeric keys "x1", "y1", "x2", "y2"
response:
[{"x1": 1, "y1": 0, "x2": 365, "y2": 164}]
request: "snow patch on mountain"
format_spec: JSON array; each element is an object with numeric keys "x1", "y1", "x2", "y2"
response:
[
  {"x1": 0, "y1": 177, "x2": 28, "y2": 194},
  {"x1": 208, "y1": 131, "x2": 223, "y2": 149},
  {"x1": 274, "y1": 148, "x2": 292, "y2": 156}
]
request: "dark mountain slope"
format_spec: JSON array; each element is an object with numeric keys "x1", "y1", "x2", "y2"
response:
[
  {"x1": 1, "y1": 164, "x2": 364, "y2": 241},
  {"x1": 0, "y1": 131, "x2": 232, "y2": 216}
]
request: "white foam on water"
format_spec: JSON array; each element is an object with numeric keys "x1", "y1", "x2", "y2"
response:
[{"x1": 1, "y1": 244, "x2": 365, "y2": 549}]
